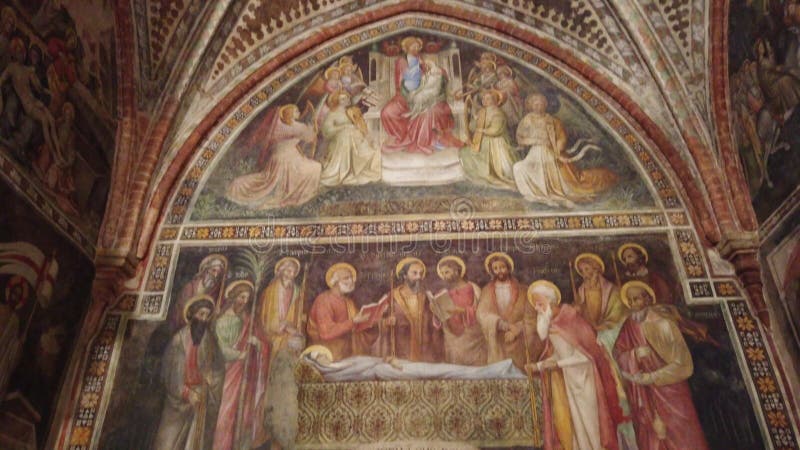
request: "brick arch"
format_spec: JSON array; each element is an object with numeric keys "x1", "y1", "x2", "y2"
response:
[{"x1": 136, "y1": 7, "x2": 721, "y2": 259}]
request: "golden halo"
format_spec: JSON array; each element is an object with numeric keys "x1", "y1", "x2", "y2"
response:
[
  {"x1": 300, "y1": 344, "x2": 334, "y2": 361},
  {"x1": 497, "y1": 65, "x2": 513, "y2": 77},
  {"x1": 395, "y1": 257, "x2": 426, "y2": 278},
  {"x1": 224, "y1": 279, "x2": 255, "y2": 299},
  {"x1": 199, "y1": 253, "x2": 227, "y2": 271},
  {"x1": 483, "y1": 88, "x2": 506, "y2": 106},
  {"x1": 527, "y1": 280, "x2": 562, "y2": 306},
  {"x1": 337, "y1": 56, "x2": 354, "y2": 67},
  {"x1": 278, "y1": 104, "x2": 298, "y2": 124},
  {"x1": 617, "y1": 243, "x2": 649, "y2": 265},
  {"x1": 325, "y1": 262, "x2": 357, "y2": 288},
  {"x1": 620, "y1": 281, "x2": 656, "y2": 308},
  {"x1": 400, "y1": 36, "x2": 423, "y2": 53},
  {"x1": 436, "y1": 256, "x2": 466, "y2": 280},
  {"x1": 574, "y1": 253, "x2": 605, "y2": 274},
  {"x1": 484, "y1": 252, "x2": 514, "y2": 275},
  {"x1": 183, "y1": 294, "x2": 215, "y2": 322},
  {"x1": 324, "y1": 65, "x2": 341, "y2": 80},
  {"x1": 274, "y1": 257, "x2": 301, "y2": 276},
  {"x1": 480, "y1": 52, "x2": 497, "y2": 63}
]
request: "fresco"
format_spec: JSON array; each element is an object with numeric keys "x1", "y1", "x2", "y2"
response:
[
  {"x1": 96, "y1": 235, "x2": 763, "y2": 449},
  {"x1": 729, "y1": 0, "x2": 800, "y2": 221},
  {"x1": 0, "y1": 179, "x2": 94, "y2": 449},
  {"x1": 0, "y1": 0, "x2": 115, "y2": 232},
  {"x1": 193, "y1": 33, "x2": 654, "y2": 222}
]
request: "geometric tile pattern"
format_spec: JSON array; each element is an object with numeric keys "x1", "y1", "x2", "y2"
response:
[{"x1": 297, "y1": 378, "x2": 541, "y2": 447}]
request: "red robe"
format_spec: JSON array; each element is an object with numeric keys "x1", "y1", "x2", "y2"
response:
[
  {"x1": 380, "y1": 56, "x2": 462, "y2": 154},
  {"x1": 540, "y1": 304, "x2": 624, "y2": 450},
  {"x1": 613, "y1": 314, "x2": 709, "y2": 450},
  {"x1": 213, "y1": 313, "x2": 270, "y2": 450}
]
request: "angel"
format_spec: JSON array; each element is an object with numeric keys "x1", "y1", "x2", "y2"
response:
[
  {"x1": 225, "y1": 103, "x2": 322, "y2": 210},
  {"x1": 320, "y1": 91, "x2": 381, "y2": 186},
  {"x1": 495, "y1": 65, "x2": 524, "y2": 130}
]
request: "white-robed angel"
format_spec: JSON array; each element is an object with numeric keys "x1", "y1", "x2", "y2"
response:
[{"x1": 319, "y1": 91, "x2": 381, "y2": 186}]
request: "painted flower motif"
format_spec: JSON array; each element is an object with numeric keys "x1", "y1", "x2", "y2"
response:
[
  {"x1": 460, "y1": 220, "x2": 475, "y2": 231},
  {"x1": 718, "y1": 283, "x2": 736, "y2": 296},
  {"x1": 350, "y1": 224, "x2": 364, "y2": 235},
  {"x1": 767, "y1": 410, "x2": 788, "y2": 428},
  {"x1": 69, "y1": 427, "x2": 92, "y2": 446},
  {"x1": 737, "y1": 316, "x2": 756, "y2": 332},
  {"x1": 679, "y1": 242, "x2": 698, "y2": 255},
  {"x1": 222, "y1": 227, "x2": 235, "y2": 239},
  {"x1": 433, "y1": 220, "x2": 448, "y2": 232},
  {"x1": 592, "y1": 216, "x2": 606, "y2": 227},
  {"x1": 669, "y1": 213, "x2": 686, "y2": 225},
  {"x1": 488, "y1": 219, "x2": 503, "y2": 230},
  {"x1": 516, "y1": 219, "x2": 533, "y2": 230},
  {"x1": 405, "y1": 222, "x2": 419, "y2": 233},
  {"x1": 616, "y1": 215, "x2": 632, "y2": 227},
  {"x1": 757, "y1": 377, "x2": 777, "y2": 394},
  {"x1": 80, "y1": 392, "x2": 100, "y2": 409},
  {"x1": 196, "y1": 228, "x2": 210, "y2": 239},
  {"x1": 687, "y1": 265, "x2": 703, "y2": 277},
  {"x1": 88, "y1": 361, "x2": 107, "y2": 377},
  {"x1": 566, "y1": 217, "x2": 580, "y2": 229},
  {"x1": 377, "y1": 223, "x2": 392, "y2": 234},
  {"x1": 746, "y1": 347, "x2": 766, "y2": 362},
  {"x1": 273, "y1": 226, "x2": 287, "y2": 238}
]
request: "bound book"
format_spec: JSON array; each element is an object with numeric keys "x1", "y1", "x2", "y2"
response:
[
  {"x1": 354, "y1": 294, "x2": 389, "y2": 331},
  {"x1": 426, "y1": 289, "x2": 464, "y2": 322}
]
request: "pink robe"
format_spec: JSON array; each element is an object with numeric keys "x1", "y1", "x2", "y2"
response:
[
  {"x1": 539, "y1": 304, "x2": 623, "y2": 450},
  {"x1": 614, "y1": 315, "x2": 709, "y2": 450},
  {"x1": 213, "y1": 314, "x2": 270, "y2": 450},
  {"x1": 380, "y1": 56, "x2": 462, "y2": 154}
]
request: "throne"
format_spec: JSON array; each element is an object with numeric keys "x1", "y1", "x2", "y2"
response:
[{"x1": 364, "y1": 42, "x2": 469, "y2": 186}]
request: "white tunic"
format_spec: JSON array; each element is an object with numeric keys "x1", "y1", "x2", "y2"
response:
[{"x1": 549, "y1": 333, "x2": 603, "y2": 450}]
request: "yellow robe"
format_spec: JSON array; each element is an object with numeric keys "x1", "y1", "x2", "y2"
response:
[{"x1": 259, "y1": 279, "x2": 301, "y2": 354}]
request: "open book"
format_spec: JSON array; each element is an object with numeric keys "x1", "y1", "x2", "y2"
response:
[
  {"x1": 426, "y1": 289, "x2": 465, "y2": 322},
  {"x1": 354, "y1": 294, "x2": 389, "y2": 331}
]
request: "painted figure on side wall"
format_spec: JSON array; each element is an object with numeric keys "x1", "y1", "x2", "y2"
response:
[
  {"x1": 527, "y1": 280, "x2": 624, "y2": 450},
  {"x1": 169, "y1": 254, "x2": 228, "y2": 332},
  {"x1": 380, "y1": 36, "x2": 463, "y2": 154},
  {"x1": 513, "y1": 93, "x2": 617, "y2": 208},
  {"x1": 212, "y1": 280, "x2": 270, "y2": 450},
  {"x1": 614, "y1": 281, "x2": 709, "y2": 450},
  {"x1": 225, "y1": 104, "x2": 321, "y2": 210},
  {"x1": 306, "y1": 262, "x2": 379, "y2": 360},
  {"x1": 459, "y1": 89, "x2": 519, "y2": 189},
  {"x1": 476, "y1": 252, "x2": 540, "y2": 369},
  {"x1": 572, "y1": 252, "x2": 628, "y2": 350},
  {"x1": 258, "y1": 257, "x2": 305, "y2": 357},
  {"x1": 153, "y1": 296, "x2": 224, "y2": 450},
  {"x1": 376, "y1": 257, "x2": 442, "y2": 362},
  {"x1": 432, "y1": 255, "x2": 486, "y2": 366}
]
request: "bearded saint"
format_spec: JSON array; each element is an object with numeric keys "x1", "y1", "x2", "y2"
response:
[
  {"x1": 154, "y1": 296, "x2": 224, "y2": 450},
  {"x1": 307, "y1": 263, "x2": 378, "y2": 361},
  {"x1": 259, "y1": 257, "x2": 305, "y2": 356},
  {"x1": 433, "y1": 256, "x2": 486, "y2": 366},
  {"x1": 573, "y1": 253, "x2": 628, "y2": 351},
  {"x1": 476, "y1": 253, "x2": 541, "y2": 369},
  {"x1": 613, "y1": 281, "x2": 709, "y2": 450},
  {"x1": 169, "y1": 254, "x2": 227, "y2": 332},
  {"x1": 526, "y1": 280, "x2": 624, "y2": 450},
  {"x1": 378, "y1": 258, "x2": 441, "y2": 362},
  {"x1": 213, "y1": 281, "x2": 270, "y2": 450}
]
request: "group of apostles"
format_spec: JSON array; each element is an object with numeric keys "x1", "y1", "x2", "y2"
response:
[{"x1": 154, "y1": 242, "x2": 711, "y2": 450}]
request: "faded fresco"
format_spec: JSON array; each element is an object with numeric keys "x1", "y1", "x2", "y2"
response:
[
  {"x1": 99, "y1": 236, "x2": 761, "y2": 449},
  {"x1": 729, "y1": 0, "x2": 800, "y2": 221},
  {"x1": 0, "y1": 0, "x2": 115, "y2": 232},
  {"x1": 0, "y1": 179, "x2": 94, "y2": 449},
  {"x1": 193, "y1": 34, "x2": 653, "y2": 221}
]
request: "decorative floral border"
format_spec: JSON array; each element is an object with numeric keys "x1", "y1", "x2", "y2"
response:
[
  {"x1": 675, "y1": 229, "x2": 707, "y2": 278},
  {"x1": 177, "y1": 212, "x2": 669, "y2": 242},
  {"x1": 165, "y1": 16, "x2": 683, "y2": 226},
  {"x1": 728, "y1": 301, "x2": 800, "y2": 450},
  {"x1": 65, "y1": 314, "x2": 121, "y2": 449}
]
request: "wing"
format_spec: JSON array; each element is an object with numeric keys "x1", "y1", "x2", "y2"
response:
[{"x1": 295, "y1": 69, "x2": 328, "y2": 107}]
